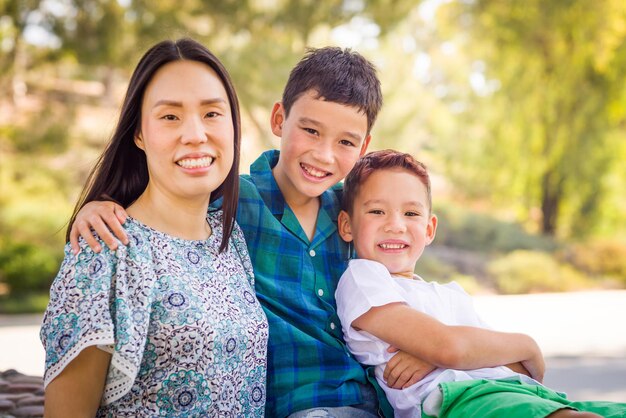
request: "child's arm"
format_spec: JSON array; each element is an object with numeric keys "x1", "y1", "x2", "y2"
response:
[{"x1": 353, "y1": 303, "x2": 545, "y2": 382}]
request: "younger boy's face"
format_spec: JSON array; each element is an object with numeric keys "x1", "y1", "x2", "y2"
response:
[
  {"x1": 270, "y1": 90, "x2": 371, "y2": 205},
  {"x1": 339, "y1": 168, "x2": 437, "y2": 278}
]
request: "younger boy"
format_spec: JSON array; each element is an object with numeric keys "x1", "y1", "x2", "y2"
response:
[{"x1": 335, "y1": 149, "x2": 626, "y2": 418}]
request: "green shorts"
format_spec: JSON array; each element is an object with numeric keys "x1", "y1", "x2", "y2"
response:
[{"x1": 422, "y1": 378, "x2": 626, "y2": 418}]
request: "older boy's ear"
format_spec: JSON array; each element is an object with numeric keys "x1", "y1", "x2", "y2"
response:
[
  {"x1": 425, "y1": 214, "x2": 438, "y2": 245},
  {"x1": 337, "y1": 210, "x2": 354, "y2": 243},
  {"x1": 270, "y1": 102, "x2": 285, "y2": 137},
  {"x1": 359, "y1": 134, "x2": 372, "y2": 157}
]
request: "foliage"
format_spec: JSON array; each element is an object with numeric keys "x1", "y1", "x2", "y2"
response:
[
  {"x1": 0, "y1": 239, "x2": 61, "y2": 294},
  {"x1": 488, "y1": 250, "x2": 592, "y2": 294},
  {"x1": 438, "y1": 0, "x2": 626, "y2": 237},
  {"x1": 434, "y1": 204, "x2": 556, "y2": 253},
  {"x1": 561, "y1": 239, "x2": 626, "y2": 286},
  {"x1": 0, "y1": 292, "x2": 50, "y2": 314}
]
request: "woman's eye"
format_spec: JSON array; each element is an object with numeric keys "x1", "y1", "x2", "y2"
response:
[
  {"x1": 161, "y1": 114, "x2": 178, "y2": 121},
  {"x1": 205, "y1": 111, "x2": 219, "y2": 118}
]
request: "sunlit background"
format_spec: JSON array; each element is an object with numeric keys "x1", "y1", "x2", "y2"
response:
[{"x1": 1, "y1": 0, "x2": 625, "y2": 403}]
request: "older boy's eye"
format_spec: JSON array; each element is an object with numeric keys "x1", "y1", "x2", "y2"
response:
[
  {"x1": 303, "y1": 127, "x2": 318, "y2": 135},
  {"x1": 368, "y1": 209, "x2": 384, "y2": 215},
  {"x1": 339, "y1": 139, "x2": 355, "y2": 147}
]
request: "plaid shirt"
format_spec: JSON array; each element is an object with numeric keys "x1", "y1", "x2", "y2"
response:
[{"x1": 236, "y1": 150, "x2": 389, "y2": 417}]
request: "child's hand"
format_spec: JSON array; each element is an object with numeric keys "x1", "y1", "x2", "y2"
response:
[
  {"x1": 70, "y1": 201, "x2": 128, "y2": 254},
  {"x1": 384, "y1": 347, "x2": 436, "y2": 389}
]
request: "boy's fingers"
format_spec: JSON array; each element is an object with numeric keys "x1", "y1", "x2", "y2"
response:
[
  {"x1": 113, "y1": 206, "x2": 129, "y2": 228},
  {"x1": 89, "y1": 217, "x2": 118, "y2": 251},
  {"x1": 69, "y1": 226, "x2": 81, "y2": 255},
  {"x1": 105, "y1": 208, "x2": 128, "y2": 245},
  {"x1": 384, "y1": 362, "x2": 408, "y2": 388},
  {"x1": 76, "y1": 223, "x2": 102, "y2": 253}
]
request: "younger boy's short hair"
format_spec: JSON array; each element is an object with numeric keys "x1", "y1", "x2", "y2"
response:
[
  {"x1": 282, "y1": 46, "x2": 383, "y2": 135},
  {"x1": 342, "y1": 149, "x2": 432, "y2": 214}
]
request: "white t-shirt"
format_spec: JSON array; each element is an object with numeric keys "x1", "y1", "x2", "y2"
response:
[{"x1": 335, "y1": 259, "x2": 538, "y2": 418}]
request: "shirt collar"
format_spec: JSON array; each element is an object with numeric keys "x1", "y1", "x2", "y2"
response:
[{"x1": 248, "y1": 149, "x2": 342, "y2": 241}]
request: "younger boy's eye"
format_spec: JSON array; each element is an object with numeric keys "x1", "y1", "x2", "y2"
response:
[
  {"x1": 405, "y1": 211, "x2": 420, "y2": 217},
  {"x1": 368, "y1": 209, "x2": 384, "y2": 215}
]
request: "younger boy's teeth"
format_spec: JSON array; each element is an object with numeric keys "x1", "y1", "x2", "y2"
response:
[
  {"x1": 379, "y1": 243, "x2": 406, "y2": 249},
  {"x1": 177, "y1": 157, "x2": 213, "y2": 168}
]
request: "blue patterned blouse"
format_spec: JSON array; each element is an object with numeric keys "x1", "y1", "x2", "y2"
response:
[{"x1": 40, "y1": 211, "x2": 268, "y2": 417}]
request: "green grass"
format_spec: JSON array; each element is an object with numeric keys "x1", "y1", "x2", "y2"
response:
[{"x1": 0, "y1": 292, "x2": 50, "y2": 314}]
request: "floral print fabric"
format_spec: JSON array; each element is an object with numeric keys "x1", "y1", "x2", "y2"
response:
[{"x1": 41, "y1": 211, "x2": 268, "y2": 417}]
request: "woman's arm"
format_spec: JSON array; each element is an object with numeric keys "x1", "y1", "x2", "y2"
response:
[
  {"x1": 44, "y1": 346, "x2": 112, "y2": 418},
  {"x1": 353, "y1": 303, "x2": 545, "y2": 382}
]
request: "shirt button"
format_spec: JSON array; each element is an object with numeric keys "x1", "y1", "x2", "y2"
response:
[
  {"x1": 309, "y1": 249, "x2": 316, "y2": 257},
  {"x1": 330, "y1": 322, "x2": 336, "y2": 330},
  {"x1": 318, "y1": 288, "x2": 324, "y2": 297}
]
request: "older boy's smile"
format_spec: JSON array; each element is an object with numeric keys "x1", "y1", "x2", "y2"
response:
[{"x1": 300, "y1": 162, "x2": 332, "y2": 180}]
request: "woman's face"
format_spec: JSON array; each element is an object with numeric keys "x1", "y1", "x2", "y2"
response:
[{"x1": 136, "y1": 59, "x2": 234, "y2": 205}]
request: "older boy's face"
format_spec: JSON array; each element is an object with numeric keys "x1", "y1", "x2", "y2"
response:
[
  {"x1": 270, "y1": 90, "x2": 370, "y2": 205},
  {"x1": 339, "y1": 168, "x2": 437, "y2": 278}
]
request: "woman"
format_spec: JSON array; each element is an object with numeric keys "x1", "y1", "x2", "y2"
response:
[{"x1": 40, "y1": 38, "x2": 268, "y2": 417}]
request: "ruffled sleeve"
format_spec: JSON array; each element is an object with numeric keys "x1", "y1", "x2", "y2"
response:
[{"x1": 40, "y1": 228, "x2": 155, "y2": 405}]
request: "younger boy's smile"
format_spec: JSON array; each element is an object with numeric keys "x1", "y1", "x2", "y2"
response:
[{"x1": 339, "y1": 167, "x2": 437, "y2": 278}]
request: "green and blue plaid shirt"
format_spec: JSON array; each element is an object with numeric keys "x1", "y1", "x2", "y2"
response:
[{"x1": 236, "y1": 150, "x2": 389, "y2": 417}]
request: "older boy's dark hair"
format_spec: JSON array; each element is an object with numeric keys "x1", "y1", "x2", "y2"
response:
[
  {"x1": 342, "y1": 149, "x2": 432, "y2": 214},
  {"x1": 282, "y1": 47, "x2": 382, "y2": 134}
]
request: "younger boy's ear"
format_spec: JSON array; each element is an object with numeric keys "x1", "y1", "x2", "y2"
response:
[
  {"x1": 338, "y1": 210, "x2": 354, "y2": 243},
  {"x1": 425, "y1": 214, "x2": 438, "y2": 245},
  {"x1": 270, "y1": 102, "x2": 285, "y2": 137},
  {"x1": 359, "y1": 134, "x2": 372, "y2": 157}
]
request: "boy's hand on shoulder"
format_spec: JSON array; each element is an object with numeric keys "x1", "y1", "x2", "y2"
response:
[
  {"x1": 70, "y1": 201, "x2": 128, "y2": 254},
  {"x1": 384, "y1": 347, "x2": 436, "y2": 389}
]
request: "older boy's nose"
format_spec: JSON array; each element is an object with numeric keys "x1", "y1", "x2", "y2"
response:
[
  {"x1": 181, "y1": 116, "x2": 208, "y2": 144},
  {"x1": 312, "y1": 142, "x2": 334, "y2": 164}
]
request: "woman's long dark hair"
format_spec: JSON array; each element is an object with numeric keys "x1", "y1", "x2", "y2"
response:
[{"x1": 67, "y1": 38, "x2": 241, "y2": 252}]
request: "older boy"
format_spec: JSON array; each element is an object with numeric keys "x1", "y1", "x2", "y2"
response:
[
  {"x1": 69, "y1": 48, "x2": 423, "y2": 417},
  {"x1": 335, "y1": 149, "x2": 626, "y2": 418}
]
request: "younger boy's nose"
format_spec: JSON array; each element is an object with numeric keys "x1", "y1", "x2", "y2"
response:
[{"x1": 384, "y1": 214, "x2": 406, "y2": 233}]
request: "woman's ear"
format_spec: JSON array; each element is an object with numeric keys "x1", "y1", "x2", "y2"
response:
[
  {"x1": 134, "y1": 132, "x2": 145, "y2": 150},
  {"x1": 338, "y1": 210, "x2": 354, "y2": 243}
]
